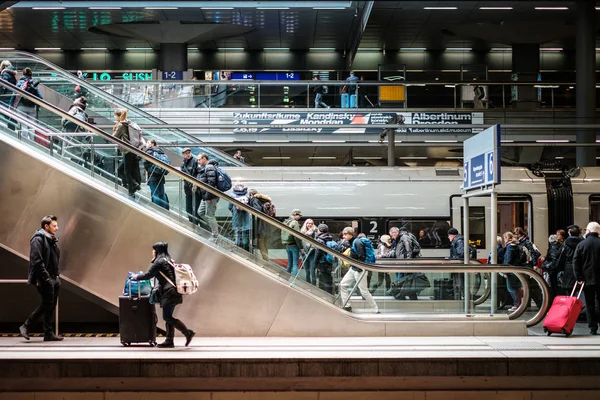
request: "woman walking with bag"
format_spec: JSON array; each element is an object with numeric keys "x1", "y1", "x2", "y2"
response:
[{"x1": 132, "y1": 242, "x2": 195, "y2": 348}]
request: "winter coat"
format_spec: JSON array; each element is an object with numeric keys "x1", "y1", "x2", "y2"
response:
[
  {"x1": 28, "y1": 229, "x2": 60, "y2": 285},
  {"x1": 449, "y1": 234, "x2": 465, "y2": 260},
  {"x1": 180, "y1": 156, "x2": 198, "y2": 194},
  {"x1": 62, "y1": 103, "x2": 88, "y2": 133},
  {"x1": 228, "y1": 187, "x2": 251, "y2": 231},
  {"x1": 557, "y1": 236, "x2": 584, "y2": 289},
  {"x1": 487, "y1": 245, "x2": 505, "y2": 264},
  {"x1": 313, "y1": 84, "x2": 324, "y2": 94},
  {"x1": 542, "y1": 241, "x2": 563, "y2": 272},
  {"x1": 136, "y1": 256, "x2": 182, "y2": 308},
  {"x1": 281, "y1": 216, "x2": 301, "y2": 248},
  {"x1": 249, "y1": 193, "x2": 271, "y2": 234},
  {"x1": 197, "y1": 160, "x2": 218, "y2": 200},
  {"x1": 377, "y1": 242, "x2": 391, "y2": 258},
  {"x1": 518, "y1": 236, "x2": 540, "y2": 266},
  {"x1": 504, "y1": 242, "x2": 523, "y2": 266},
  {"x1": 0, "y1": 66, "x2": 17, "y2": 103},
  {"x1": 349, "y1": 236, "x2": 366, "y2": 271},
  {"x1": 113, "y1": 120, "x2": 132, "y2": 154},
  {"x1": 573, "y1": 232, "x2": 600, "y2": 286},
  {"x1": 315, "y1": 232, "x2": 334, "y2": 266},
  {"x1": 143, "y1": 146, "x2": 168, "y2": 184},
  {"x1": 394, "y1": 232, "x2": 416, "y2": 259},
  {"x1": 14, "y1": 76, "x2": 43, "y2": 108}
]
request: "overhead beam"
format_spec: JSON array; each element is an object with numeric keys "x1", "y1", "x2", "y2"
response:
[{"x1": 345, "y1": 0, "x2": 374, "y2": 69}]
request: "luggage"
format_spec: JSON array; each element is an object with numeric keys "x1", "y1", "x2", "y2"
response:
[
  {"x1": 34, "y1": 131, "x2": 51, "y2": 148},
  {"x1": 123, "y1": 271, "x2": 152, "y2": 297},
  {"x1": 543, "y1": 282, "x2": 584, "y2": 337},
  {"x1": 119, "y1": 281, "x2": 157, "y2": 346},
  {"x1": 349, "y1": 94, "x2": 357, "y2": 108},
  {"x1": 164, "y1": 262, "x2": 199, "y2": 295},
  {"x1": 434, "y1": 278, "x2": 454, "y2": 300},
  {"x1": 341, "y1": 93, "x2": 349, "y2": 108}
]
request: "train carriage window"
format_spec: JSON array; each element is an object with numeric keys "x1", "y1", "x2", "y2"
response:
[
  {"x1": 460, "y1": 207, "x2": 486, "y2": 249},
  {"x1": 312, "y1": 219, "x2": 359, "y2": 242},
  {"x1": 590, "y1": 195, "x2": 600, "y2": 223},
  {"x1": 386, "y1": 219, "x2": 451, "y2": 248}
]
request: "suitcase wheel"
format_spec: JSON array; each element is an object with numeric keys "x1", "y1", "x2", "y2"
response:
[
  {"x1": 149, "y1": 341, "x2": 157, "y2": 347},
  {"x1": 562, "y1": 328, "x2": 571, "y2": 337},
  {"x1": 121, "y1": 341, "x2": 131, "y2": 346}
]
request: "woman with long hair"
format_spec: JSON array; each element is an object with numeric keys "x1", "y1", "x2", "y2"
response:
[
  {"x1": 132, "y1": 242, "x2": 195, "y2": 348},
  {"x1": 300, "y1": 219, "x2": 317, "y2": 284},
  {"x1": 113, "y1": 108, "x2": 142, "y2": 198}
]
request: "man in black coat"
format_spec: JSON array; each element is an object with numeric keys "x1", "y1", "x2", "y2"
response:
[
  {"x1": 573, "y1": 221, "x2": 600, "y2": 335},
  {"x1": 196, "y1": 152, "x2": 220, "y2": 238},
  {"x1": 557, "y1": 225, "x2": 584, "y2": 293},
  {"x1": 181, "y1": 148, "x2": 201, "y2": 225},
  {"x1": 20, "y1": 215, "x2": 63, "y2": 341}
]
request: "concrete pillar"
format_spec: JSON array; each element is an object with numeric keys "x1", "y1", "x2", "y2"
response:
[
  {"x1": 511, "y1": 43, "x2": 539, "y2": 109},
  {"x1": 575, "y1": 2, "x2": 596, "y2": 167},
  {"x1": 159, "y1": 43, "x2": 187, "y2": 71}
]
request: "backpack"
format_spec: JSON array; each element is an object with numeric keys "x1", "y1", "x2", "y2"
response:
[
  {"x1": 324, "y1": 240, "x2": 340, "y2": 265},
  {"x1": 469, "y1": 244, "x2": 477, "y2": 260},
  {"x1": 352, "y1": 237, "x2": 376, "y2": 264},
  {"x1": 18, "y1": 79, "x2": 40, "y2": 107},
  {"x1": 62, "y1": 107, "x2": 87, "y2": 131},
  {"x1": 215, "y1": 166, "x2": 232, "y2": 192},
  {"x1": 280, "y1": 217, "x2": 295, "y2": 244},
  {"x1": 149, "y1": 150, "x2": 170, "y2": 177},
  {"x1": 127, "y1": 121, "x2": 146, "y2": 149},
  {"x1": 262, "y1": 200, "x2": 276, "y2": 217},
  {"x1": 161, "y1": 262, "x2": 199, "y2": 295}
]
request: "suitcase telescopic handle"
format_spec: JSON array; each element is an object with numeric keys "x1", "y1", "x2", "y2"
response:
[
  {"x1": 128, "y1": 277, "x2": 141, "y2": 300},
  {"x1": 570, "y1": 282, "x2": 585, "y2": 299}
]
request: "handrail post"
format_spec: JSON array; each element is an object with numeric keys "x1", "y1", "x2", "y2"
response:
[
  {"x1": 490, "y1": 190, "x2": 498, "y2": 315},
  {"x1": 463, "y1": 196, "x2": 470, "y2": 313},
  {"x1": 55, "y1": 297, "x2": 59, "y2": 336}
]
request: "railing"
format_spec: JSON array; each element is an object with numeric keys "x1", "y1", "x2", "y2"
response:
[
  {"x1": 0, "y1": 78, "x2": 550, "y2": 326},
  {"x1": 0, "y1": 51, "x2": 242, "y2": 167}
]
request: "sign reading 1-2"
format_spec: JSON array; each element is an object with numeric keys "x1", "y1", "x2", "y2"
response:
[{"x1": 162, "y1": 71, "x2": 183, "y2": 80}]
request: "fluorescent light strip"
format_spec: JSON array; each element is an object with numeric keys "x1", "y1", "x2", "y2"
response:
[
  {"x1": 256, "y1": 140, "x2": 288, "y2": 143},
  {"x1": 308, "y1": 156, "x2": 337, "y2": 159},
  {"x1": 536, "y1": 140, "x2": 569, "y2": 143},
  {"x1": 309, "y1": 48, "x2": 336, "y2": 51},
  {"x1": 424, "y1": 140, "x2": 458, "y2": 143},
  {"x1": 89, "y1": 7, "x2": 122, "y2": 10},
  {"x1": 501, "y1": 140, "x2": 515, "y2": 143},
  {"x1": 480, "y1": 7, "x2": 513, "y2": 10},
  {"x1": 424, "y1": 7, "x2": 457, "y2": 10},
  {"x1": 358, "y1": 48, "x2": 382, "y2": 51},
  {"x1": 399, "y1": 157, "x2": 427, "y2": 160},
  {"x1": 355, "y1": 156, "x2": 383, "y2": 160},
  {"x1": 555, "y1": 156, "x2": 565, "y2": 159},
  {"x1": 535, "y1": 7, "x2": 568, "y2": 10},
  {"x1": 82, "y1": 47, "x2": 107, "y2": 50},
  {"x1": 313, "y1": 140, "x2": 346, "y2": 143},
  {"x1": 202, "y1": 7, "x2": 234, "y2": 10},
  {"x1": 314, "y1": 7, "x2": 347, "y2": 10},
  {"x1": 445, "y1": 157, "x2": 464, "y2": 160},
  {"x1": 126, "y1": 48, "x2": 153, "y2": 50},
  {"x1": 257, "y1": 7, "x2": 290, "y2": 10},
  {"x1": 400, "y1": 48, "x2": 426, "y2": 51},
  {"x1": 0, "y1": 48, "x2": 15, "y2": 50},
  {"x1": 263, "y1": 157, "x2": 291, "y2": 160},
  {"x1": 188, "y1": 48, "x2": 199, "y2": 50},
  {"x1": 446, "y1": 48, "x2": 472, "y2": 51},
  {"x1": 144, "y1": 7, "x2": 178, "y2": 10},
  {"x1": 264, "y1": 48, "x2": 290, "y2": 51},
  {"x1": 35, "y1": 48, "x2": 61, "y2": 51},
  {"x1": 32, "y1": 7, "x2": 65, "y2": 10},
  {"x1": 541, "y1": 48, "x2": 563, "y2": 51},
  {"x1": 218, "y1": 48, "x2": 245, "y2": 51},
  {"x1": 491, "y1": 48, "x2": 511, "y2": 51}
]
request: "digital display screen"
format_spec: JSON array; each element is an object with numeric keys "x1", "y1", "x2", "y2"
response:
[{"x1": 230, "y1": 72, "x2": 300, "y2": 81}]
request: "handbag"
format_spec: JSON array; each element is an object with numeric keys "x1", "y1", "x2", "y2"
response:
[{"x1": 149, "y1": 278, "x2": 161, "y2": 304}]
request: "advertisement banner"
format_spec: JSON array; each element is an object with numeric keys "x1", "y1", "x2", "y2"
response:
[{"x1": 232, "y1": 111, "x2": 483, "y2": 134}]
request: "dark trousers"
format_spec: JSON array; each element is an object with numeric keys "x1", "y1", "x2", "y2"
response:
[
  {"x1": 25, "y1": 278, "x2": 60, "y2": 335},
  {"x1": 185, "y1": 190, "x2": 201, "y2": 224},
  {"x1": 119, "y1": 153, "x2": 141, "y2": 194},
  {"x1": 317, "y1": 263, "x2": 333, "y2": 294},
  {"x1": 162, "y1": 304, "x2": 189, "y2": 339},
  {"x1": 367, "y1": 271, "x2": 391, "y2": 292},
  {"x1": 583, "y1": 284, "x2": 600, "y2": 332}
]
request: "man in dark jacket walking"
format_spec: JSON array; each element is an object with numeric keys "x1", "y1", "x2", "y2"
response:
[
  {"x1": 181, "y1": 148, "x2": 200, "y2": 225},
  {"x1": 20, "y1": 215, "x2": 63, "y2": 341},
  {"x1": 557, "y1": 225, "x2": 584, "y2": 293},
  {"x1": 314, "y1": 224, "x2": 335, "y2": 294},
  {"x1": 196, "y1": 153, "x2": 220, "y2": 238},
  {"x1": 573, "y1": 222, "x2": 600, "y2": 335}
]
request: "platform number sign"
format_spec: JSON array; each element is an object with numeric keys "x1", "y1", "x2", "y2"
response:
[
  {"x1": 162, "y1": 71, "x2": 183, "y2": 81},
  {"x1": 462, "y1": 124, "x2": 501, "y2": 191}
]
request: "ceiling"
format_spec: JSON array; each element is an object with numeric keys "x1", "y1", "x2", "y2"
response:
[{"x1": 0, "y1": 1, "x2": 598, "y2": 51}]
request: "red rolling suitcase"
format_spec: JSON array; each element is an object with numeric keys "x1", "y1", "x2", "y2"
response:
[{"x1": 543, "y1": 283, "x2": 584, "y2": 337}]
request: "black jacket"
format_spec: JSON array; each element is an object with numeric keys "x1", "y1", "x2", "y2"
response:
[
  {"x1": 542, "y1": 241, "x2": 563, "y2": 272},
  {"x1": 136, "y1": 256, "x2": 182, "y2": 308},
  {"x1": 181, "y1": 156, "x2": 198, "y2": 194},
  {"x1": 573, "y1": 232, "x2": 600, "y2": 286},
  {"x1": 143, "y1": 146, "x2": 168, "y2": 184},
  {"x1": 504, "y1": 243, "x2": 522, "y2": 266},
  {"x1": 557, "y1": 235, "x2": 584, "y2": 289},
  {"x1": 449, "y1": 234, "x2": 465, "y2": 260},
  {"x1": 313, "y1": 84, "x2": 324, "y2": 94},
  {"x1": 315, "y1": 232, "x2": 334, "y2": 265},
  {"x1": 28, "y1": 229, "x2": 60, "y2": 285},
  {"x1": 349, "y1": 236, "x2": 366, "y2": 272},
  {"x1": 197, "y1": 160, "x2": 218, "y2": 200}
]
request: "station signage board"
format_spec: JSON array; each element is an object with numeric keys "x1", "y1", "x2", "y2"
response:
[
  {"x1": 462, "y1": 124, "x2": 501, "y2": 191},
  {"x1": 89, "y1": 71, "x2": 153, "y2": 81},
  {"x1": 232, "y1": 111, "x2": 483, "y2": 134}
]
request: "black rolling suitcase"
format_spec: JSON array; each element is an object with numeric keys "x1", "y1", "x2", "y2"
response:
[{"x1": 119, "y1": 281, "x2": 157, "y2": 347}]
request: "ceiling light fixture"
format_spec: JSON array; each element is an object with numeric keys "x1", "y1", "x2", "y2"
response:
[
  {"x1": 0, "y1": 48, "x2": 15, "y2": 50},
  {"x1": 218, "y1": 47, "x2": 245, "y2": 50},
  {"x1": 144, "y1": 7, "x2": 178, "y2": 10},
  {"x1": 424, "y1": 140, "x2": 459, "y2": 143},
  {"x1": 309, "y1": 48, "x2": 336, "y2": 51},
  {"x1": 423, "y1": 7, "x2": 457, "y2": 10},
  {"x1": 491, "y1": 48, "x2": 511, "y2": 51},
  {"x1": 536, "y1": 139, "x2": 570, "y2": 143},
  {"x1": 400, "y1": 48, "x2": 427, "y2": 51},
  {"x1": 257, "y1": 7, "x2": 290, "y2": 10},
  {"x1": 480, "y1": 7, "x2": 513, "y2": 10},
  {"x1": 188, "y1": 47, "x2": 199, "y2": 50},
  {"x1": 446, "y1": 48, "x2": 472, "y2": 51},
  {"x1": 540, "y1": 48, "x2": 563, "y2": 51},
  {"x1": 312, "y1": 140, "x2": 346, "y2": 143},
  {"x1": 358, "y1": 48, "x2": 382, "y2": 51},
  {"x1": 309, "y1": 156, "x2": 337, "y2": 159},
  {"x1": 264, "y1": 47, "x2": 290, "y2": 51},
  {"x1": 126, "y1": 48, "x2": 153, "y2": 50},
  {"x1": 32, "y1": 7, "x2": 65, "y2": 10},
  {"x1": 34, "y1": 48, "x2": 61, "y2": 51},
  {"x1": 314, "y1": 7, "x2": 347, "y2": 10},
  {"x1": 81, "y1": 47, "x2": 108, "y2": 50},
  {"x1": 262, "y1": 156, "x2": 291, "y2": 160},
  {"x1": 202, "y1": 7, "x2": 234, "y2": 10},
  {"x1": 399, "y1": 156, "x2": 427, "y2": 160},
  {"x1": 354, "y1": 156, "x2": 384, "y2": 160},
  {"x1": 535, "y1": 7, "x2": 569, "y2": 10},
  {"x1": 89, "y1": 7, "x2": 122, "y2": 10}
]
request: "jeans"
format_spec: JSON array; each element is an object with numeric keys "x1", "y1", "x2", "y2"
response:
[
  {"x1": 340, "y1": 268, "x2": 378, "y2": 312},
  {"x1": 286, "y1": 245, "x2": 300, "y2": 276},
  {"x1": 25, "y1": 277, "x2": 60, "y2": 335},
  {"x1": 185, "y1": 191, "x2": 201, "y2": 224},
  {"x1": 148, "y1": 179, "x2": 169, "y2": 210},
  {"x1": 303, "y1": 250, "x2": 317, "y2": 285},
  {"x1": 18, "y1": 105, "x2": 37, "y2": 140},
  {"x1": 162, "y1": 304, "x2": 189, "y2": 339},
  {"x1": 198, "y1": 198, "x2": 220, "y2": 236},
  {"x1": 314, "y1": 93, "x2": 329, "y2": 108}
]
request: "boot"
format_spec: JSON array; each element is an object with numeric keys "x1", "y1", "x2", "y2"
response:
[
  {"x1": 184, "y1": 330, "x2": 196, "y2": 347},
  {"x1": 158, "y1": 323, "x2": 175, "y2": 348},
  {"x1": 173, "y1": 319, "x2": 195, "y2": 346},
  {"x1": 44, "y1": 332, "x2": 64, "y2": 342},
  {"x1": 19, "y1": 324, "x2": 30, "y2": 340}
]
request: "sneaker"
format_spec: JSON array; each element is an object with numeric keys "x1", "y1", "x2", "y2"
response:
[
  {"x1": 19, "y1": 325, "x2": 29, "y2": 340},
  {"x1": 508, "y1": 306, "x2": 519, "y2": 312},
  {"x1": 343, "y1": 306, "x2": 352, "y2": 312}
]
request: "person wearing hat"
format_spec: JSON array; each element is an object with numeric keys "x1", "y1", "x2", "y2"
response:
[
  {"x1": 368, "y1": 235, "x2": 392, "y2": 294},
  {"x1": 180, "y1": 148, "x2": 201, "y2": 225},
  {"x1": 314, "y1": 223, "x2": 338, "y2": 294},
  {"x1": 280, "y1": 209, "x2": 303, "y2": 276}
]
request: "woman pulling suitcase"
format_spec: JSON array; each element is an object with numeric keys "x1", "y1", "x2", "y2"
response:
[{"x1": 132, "y1": 242, "x2": 195, "y2": 348}]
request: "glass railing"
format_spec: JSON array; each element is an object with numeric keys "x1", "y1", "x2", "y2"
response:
[
  {"x1": 0, "y1": 78, "x2": 550, "y2": 326},
  {"x1": 79, "y1": 80, "x2": 583, "y2": 110},
  {"x1": 0, "y1": 51, "x2": 242, "y2": 166}
]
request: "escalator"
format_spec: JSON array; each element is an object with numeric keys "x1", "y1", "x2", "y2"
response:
[
  {"x1": 0, "y1": 50, "x2": 242, "y2": 167},
  {"x1": 0, "y1": 81, "x2": 548, "y2": 335}
]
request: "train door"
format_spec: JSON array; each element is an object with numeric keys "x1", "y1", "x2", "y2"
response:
[
  {"x1": 451, "y1": 195, "x2": 532, "y2": 260},
  {"x1": 589, "y1": 195, "x2": 600, "y2": 222}
]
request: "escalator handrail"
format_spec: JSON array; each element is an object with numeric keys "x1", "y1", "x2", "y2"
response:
[
  {"x1": 3, "y1": 51, "x2": 244, "y2": 166},
  {"x1": 0, "y1": 79, "x2": 550, "y2": 327}
]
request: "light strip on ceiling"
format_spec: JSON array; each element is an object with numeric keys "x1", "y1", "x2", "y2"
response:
[
  {"x1": 35, "y1": 48, "x2": 61, "y2": 51},
  {"x1": 480, "y1": 7, "x2": 512, "y2": 10},
  {"x1": 423, "y1": 7, "x2": 457, "y2": 10},
  {"x1": 188, "y1": 47, "x2": 199, "y2": 50},
  {"x1": 0, "y1": 48, "x2": 15, "y2": 50},
  {"x1": 536, "y1": 140, "x2": 570, "y2": 143},
  {"x1": 399, "y1": 156, "x2": 427, "y2": 160},
  {"x1": 540, "y1": 48, "x2": 563, "y2": 51},
  {"x1": 32, "y1": 7, "x2": 65, "y2": 10},
  {"x1": 263, "y1": 156, "x2": 291, "y2": 159},
  {"x1": 314, "y1": 7, "x2": 347, "y2": 10},
  {"x1": 308, "y1": 156, "x2": 337, "y2": 159},
  {"x1": 126, "y1": 48, "x2": 153, "y2": 50},
  {"x1": 535, "y1": 7, "x2": 568, "y2": 10},
  {"x1": 313, "y1": 140, "x2": 346, "y2": 143},
  {"x1": 424, "y1": 140, "x2": 459, "y2": 143},
  {"x1": 264, "y1": 48, "x2": 290, "y2": 51},
  {"x1": 218, "y1": 48, "x2": 245, "y2": 51},
  {"x1": 358, "y1": 48, "x2": 382, "y2": 51},
  {"x1": 309, "y1": 48, "x2": 336, "y2": 51},
  {"x1": 202, "y1": 7, "x2": 234, "y2": 10},
  {"x1": 89, "y1": 7, "x2": 121, "y2": 9},
  {"x1": 257, "y1": 7, "x2": 290, "y2": 10},
  {"x1": 446, "y1": 48, "x2": 472, "y2": 51},
  {"x1": 355, "y1": 156, "x2": 383, "y2": 160},
  {"x1": 400, "y1": 48, "x2": 427, "y2": 51},
  {"x1": 144, "y1": 7, "x2": 178, "y2": 10},
  {"x1": 82, "y1": 48, "x2": 108, "y2": 50},
  {"x1": 491, "y1": 48, "x2": 511, "y2": 51}
]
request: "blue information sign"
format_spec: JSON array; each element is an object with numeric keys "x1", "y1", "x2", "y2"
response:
[
  {"x1": 162, "y1": 71, "x2": 183, "y2": 80},
  {"x1": 462, "y1": 124, "x2": 501, "y2": 191}
]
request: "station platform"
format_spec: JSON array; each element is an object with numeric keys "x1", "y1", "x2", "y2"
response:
[{"x1": 1, "y1": 335, "x2": 600, "y2": 398}]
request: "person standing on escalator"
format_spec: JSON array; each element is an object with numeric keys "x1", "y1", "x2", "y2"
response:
[
  {"x1": 113, "y1": 108, "x2": 142, "y2": 198},
  {"x1": 14, "y1": 67, "x2": 43, "y2": 141}
]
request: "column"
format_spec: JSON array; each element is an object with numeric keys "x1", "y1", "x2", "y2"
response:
[
  {"x1": 511, "y1": 43, "x2": 539, "y2": 109},
  {"x1": 576, "y1": 2, "x2": 596, "y2": 167},
  {"x1": 160, "y1": 43, "x2": 188, "y2": 72}
]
